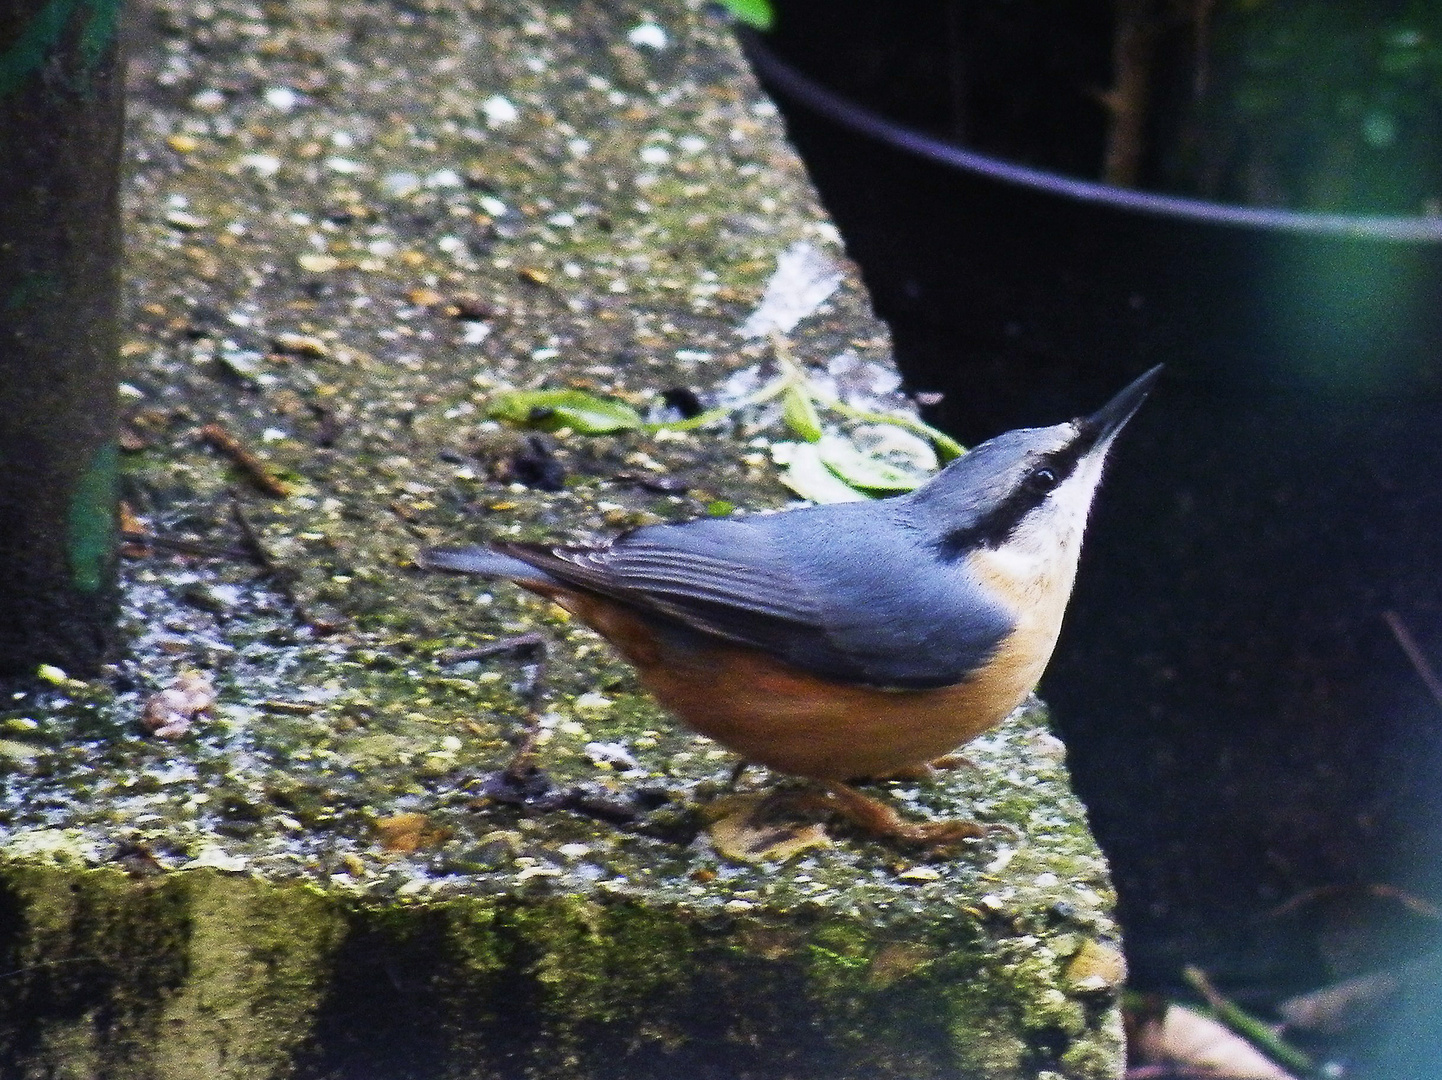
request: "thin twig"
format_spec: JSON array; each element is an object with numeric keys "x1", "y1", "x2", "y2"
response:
[
  {"x1": 1182, "y1": 965, "x2": 1315, "y2": 1076},
  {"x1": 119, "y1": 530, "x2": 251, "y2": 560},
  {"x1": 229, "y1": 497, "x2": 280, "y2": 573},
  {"x1": 229, "y1": 494, "x2": 322, "y2": 629},
  {"x1": 441, "y1": 633, "x2": 548, "y2": 780},
  {"x1": 200, "y1": 423, "x2": 292, "y2": 497},
  {"x1": 1384, "y1": 610, "x2": 1442, "y2": 716}
]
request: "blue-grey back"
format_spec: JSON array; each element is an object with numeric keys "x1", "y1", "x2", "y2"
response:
[{"x1": 560, "y1": 498, "x2": 1014, "y2": 688}]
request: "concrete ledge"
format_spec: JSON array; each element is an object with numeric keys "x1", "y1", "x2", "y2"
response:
[{"x1": 0, "y1": 0, "x2": 1125, "y2": 1076}]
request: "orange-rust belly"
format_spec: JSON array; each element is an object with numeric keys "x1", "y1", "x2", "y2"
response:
[{"x1": 546, "y1": 587, "x2": 1048, "y2": 781}]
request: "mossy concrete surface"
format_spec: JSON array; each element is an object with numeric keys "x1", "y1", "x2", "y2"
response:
[
  {"x1": 0, "y1": 0, "x2": 1124, "y2": 1076},
  {"x1": 0, "y1": 773, "x2": 1122, "y2": 1080}
]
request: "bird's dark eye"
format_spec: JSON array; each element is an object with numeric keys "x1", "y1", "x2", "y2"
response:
[{"x1": 1028, "y1": 466, "x2": 1058, "y2": 492}]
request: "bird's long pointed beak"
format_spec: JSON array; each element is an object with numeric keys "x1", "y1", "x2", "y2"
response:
[{"x1": 1084, "y1": 364, "x2": 1163, "y2": 442}]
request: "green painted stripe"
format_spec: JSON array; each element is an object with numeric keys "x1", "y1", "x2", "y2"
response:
[
  {"x1": 0, "y1": 0, "x2": 80, "y2": 99},
  {"x1": 68, "y1": 440, "x2": 117, "y2": 594},
  {"x1": 78, "y1": 0, "x2": 120, "y2": 72}
]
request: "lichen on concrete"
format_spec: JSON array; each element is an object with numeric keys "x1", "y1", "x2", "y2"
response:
[{"x1": 0, "y1": 0, "x2": 1126, "y2": 1076}]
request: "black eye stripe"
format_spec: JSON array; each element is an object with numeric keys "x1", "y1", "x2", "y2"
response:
[
  {"x1": 1038, "y1": 430, "x2": 1095, "y2": 487},
  {"x1": 935, "y1": 427, "x2": 1098, "y2": 559}
]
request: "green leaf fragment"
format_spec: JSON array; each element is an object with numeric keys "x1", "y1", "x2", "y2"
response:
[
  {"x1": 780, "y1": 385, "x2": 823, "y2": 442},
  {"x1": 0, "y1": 740, "x2": 41, "y2": 762},
  {"x1": 719, "y1": 0, "x2": 774, "y2": 31},
  {"x1": 817, "y1": 434, "x2": 927, "y2": 492},
  {"x1": 771, "y1": 442, "x2": 867, "y2": 504},
  {"x1": 487, "y1": 389, "x2": 644, "y2": 434},
  {"x1": 36, "y1": 664, "x2": 70, "y2": 686}
]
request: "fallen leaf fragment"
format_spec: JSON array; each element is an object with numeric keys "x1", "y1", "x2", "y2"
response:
[
  {"x1": 817, "y1": 433, "x2": 928, "y2": 492},
  {"x1": 707, "y1": 793, "x2": 830, "y2": 863},
  {"x1": 141, "y1": 670, "x2": 216, "y2": 739},
  {"x1": 0, "y1": 740, "x2": 41, "y2": 762},
  {"x1": 375, "y1": 812, "x2": 452, "y2": 853},
  {"x1": 770, "y1": 441, "x2": 867, "y2": 504},
  {"x1": 271, "y1": 332, "x2": 331, "y2": 359},
  {"x1": 1131, "y1": 1004, "x2": 1298, "y2": 1080},
  {"x1": 297, "y1": 253, "x2": 339, "y2": 273},
  {"x1": 780, "y1": 384, "x2": 822, "y2": 442},
  {"x1": 487, "y1": 388, "x2": 644, "y2": 434},
  {"x1": 896, "y1": 866, "x2": 941, "y2": 883},
  {"x1": 118, "y1": 502, "x2": 149, "y2": 558}
]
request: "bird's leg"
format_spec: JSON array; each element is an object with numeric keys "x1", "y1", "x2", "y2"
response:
[
  {"x1": 928, "y1": 753, "x2": 975, "y2": 771},
  {"x1": 821, "y1": 781, "x2": 986, "y2": 848},
  {"x1": 438, "y1": 632, "x2": 547, "y2": 779},
  {"x1": 727, "y1": 760, "x2": 751, "y2": 790},
  {"x1": 874, "y1": 764, "x2": 932, "y2": 782},
  {"x1": 870, "y1": 754, "x2": 976, "y2": 783}
]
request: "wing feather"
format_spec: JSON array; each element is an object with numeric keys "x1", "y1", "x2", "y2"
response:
[
  {"x1": 492, "y1": 540, "x2": 817, "y2": 629},
  {"x1": 489, "y1": 507, "x2": 1012, "y2": 690}
]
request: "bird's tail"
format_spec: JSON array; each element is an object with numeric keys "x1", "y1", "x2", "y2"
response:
[{"x1": 417, "y1": 545, "x2": 548, "y2": 582}]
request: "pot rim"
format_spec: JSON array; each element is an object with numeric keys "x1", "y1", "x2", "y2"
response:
[{"x1": 740, "y1": 28, "x2": 1442, "y2": 244}]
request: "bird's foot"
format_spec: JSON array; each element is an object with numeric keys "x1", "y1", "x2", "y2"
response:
[
  {"x1": 928, "y1": 753, "x2": 977, "y2": 772},
  {"x1": 437, "y1": 631, "x2": 547, "y2": 779},
  {"x1": 871, "y1": 754, "x2": 977, "y2": 782},
  {"x1": 820, "y1": 781, "x2": 986, "y2": 850},
  {"x1": 726, "y1": 759, "x2": 751, "y2": 790}
]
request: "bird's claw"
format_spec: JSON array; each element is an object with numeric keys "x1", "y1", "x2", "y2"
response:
[{"x1": 821, "y1": 781, "x2": 987, "y2": 851}]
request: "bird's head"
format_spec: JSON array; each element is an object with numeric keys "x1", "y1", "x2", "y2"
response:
[{"x1": 907, "y1": 366, "x2": 1161, "y2": 574}]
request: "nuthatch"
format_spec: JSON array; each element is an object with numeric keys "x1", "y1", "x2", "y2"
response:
[{"x1": 422, "y1": 366, "x2": 1160, "y2": 845}]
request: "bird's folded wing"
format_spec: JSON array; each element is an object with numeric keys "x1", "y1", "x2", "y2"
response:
[
  {"x1": 491, "y1": 528, "x2": 1009, "y2": 689},
  {"x1": 492, "y1": 537, "x2": 812, "y2": 629}
]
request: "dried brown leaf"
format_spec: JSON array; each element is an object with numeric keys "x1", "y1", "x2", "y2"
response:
[
  {"x1": 707, "y1": 794, "x2": 830, "y2": 863},
  {"x1": 375, "y1": 812, "x2": 452, "y2": 853},
  {"x1": 1132, "y1": 1005, "x2": 1298, "y2": 1080},
  {"x1": 140, "y1": 670, "x2": 216, "y2": 739}
]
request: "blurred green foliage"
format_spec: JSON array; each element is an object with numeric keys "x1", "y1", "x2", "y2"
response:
[
  {"x1": 1172, "y1": 0, "x2": 1442, "y2": 213},
  {"x1": 720, "y1": 0, "x2": 774, "y2": 32}
]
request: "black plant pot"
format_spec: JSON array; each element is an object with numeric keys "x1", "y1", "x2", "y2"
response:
[{"x1": 743, "y1": 29, "x2": 1442, "y2": 997}]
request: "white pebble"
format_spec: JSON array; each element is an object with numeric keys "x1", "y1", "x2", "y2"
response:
[
  {"x1": 482, "y1": 95, "x2": 519, "y2": 126},
  {"x1": 627, "y1": 22, "x2": 668, "y2": 50}
]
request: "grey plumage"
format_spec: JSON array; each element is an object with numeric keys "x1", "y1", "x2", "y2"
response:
[
  {"x1": 479, "y1": 502, "x2": 1014, "y2": 690},
  {"x1": 423, "y1": 366, "x2": 1161, "y2": 694},
  {"x1": 420, "y1": 459, "x2": 1035, "y2": 691},
  {"x1": 418, "y1": 546, "x2": 543, "y2": 581}
]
